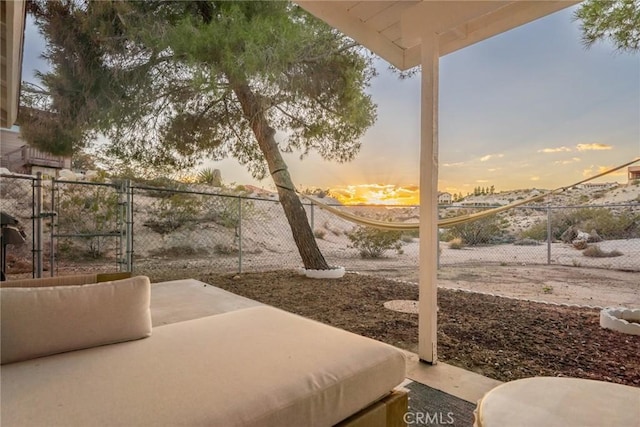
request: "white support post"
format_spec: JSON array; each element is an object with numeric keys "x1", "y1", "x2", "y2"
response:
[{"x1": 418, "y1": 34, "x2": 439, "y2": 364}]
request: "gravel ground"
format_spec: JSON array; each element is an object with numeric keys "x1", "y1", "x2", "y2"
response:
[{"x1": 189, "y1": 270, "x2": 640, "y2": 388}]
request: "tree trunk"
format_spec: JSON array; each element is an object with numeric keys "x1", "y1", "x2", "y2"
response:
[{"x1": 233, "y1": 83, "x2": 330, "y2": 270}]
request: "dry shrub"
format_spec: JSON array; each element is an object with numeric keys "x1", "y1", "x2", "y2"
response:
[
  {"x1": 347, "y1": 227, "x2": 403, "y2": 258},
  {"x1": 573, "y1": 240, "x2": 588, "y2": 250},
  {"x1": 400, "y1": 234, "x2": 414, "y2": 243},
  {"x1": 148, "y1": 245, "x2": 209, "y2": 258},
  {"x1": 313, "y1": 229, "x2": 326, "y2": 240},
  {"x1": 583, "y1": 245, "x2": 623, "y2": 258},
  {"x1": 5, "y1": 254, "x2": 32, "y2": 274},
  {"x1": 514, "y1": 238, "x2": 541, "y2": 246},
  {"x1": 214, "y1": 243, "x2": 239, "y2": 255},
  {"x1": 444, "y1": 211, "x2": 507, "y2": 245},
  {"x1": 448, "y1": 238, "x2": 464, "y2": 250}
]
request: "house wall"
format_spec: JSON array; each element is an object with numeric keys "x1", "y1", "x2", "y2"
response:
[
  {"x1": 0, "y1": 1, "x2": 26, "y2": 128},
  {"x1": 579, "y1": 182, "x2": 618, "y2": 190},
  {"x1": 0, "y1": 128, "x2": 24, "y2": 168},
  {"x1": 438, "y1": 192, "x2": 452, "y2": 204}
]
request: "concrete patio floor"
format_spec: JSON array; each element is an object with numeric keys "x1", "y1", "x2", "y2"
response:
[
  {"x1": 151, "y1": 278, "x2": 263, "y2": 326},
  {"x1": 150, "y1": 279, "x2": 500, "y2": 404}
]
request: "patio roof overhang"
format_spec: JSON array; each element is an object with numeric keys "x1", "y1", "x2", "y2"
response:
[
  {"x1": 1, "y1": 0, "x2": 26, "y2": 128},
  {"x1": 298, "y1": 1, "x2": 579, "y2": 70},
  {"x1": 298, "y1": 0, "x2": 581, "y2": 364}
]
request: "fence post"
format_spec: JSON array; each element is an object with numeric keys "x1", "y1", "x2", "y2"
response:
[
  {"x1": 30, "y1": 176, "x2": 36, "y2": 278},
  {"x1": 117, "y1": 181, "x2": 125, "y2": 272},
  {"x1": 126, "y1": 180, "x2": 133, "y2": 272},
  {"x1": 116, "y1": 179, "x2": 134, "y2": 273},
  {"x1": 547, "y1": 205, "x2": 552, "y2": 265},
  {"x1": 50, "y1": 177, "x2": 55, "y2": 276},
  {"x1": 34, "y1": 172, "x2": 43, "y2": 278},
  {"x1": 238, "y1": 198, "x2": 243, "y2": 273},
  {"x1": 437, "y1": 207, "x2": 440, "y2": 270}
]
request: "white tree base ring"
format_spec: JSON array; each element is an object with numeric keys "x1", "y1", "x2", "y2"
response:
[
  {"x1": 600, "y1": 307, "x2": 640, "y2": 335},
  {"x1": 297, "y1": 266, "x2": 346, "y2": 279},
  {"x1": 384, "y1": 300, "x2": 419, "y2": 314}
]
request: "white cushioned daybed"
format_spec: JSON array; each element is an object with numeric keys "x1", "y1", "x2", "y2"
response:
[{"x1": 0, "y1": 275, "x2": 407, "y2": 427}]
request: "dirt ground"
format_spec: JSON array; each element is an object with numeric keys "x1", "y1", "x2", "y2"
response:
[
  {"x1": 153, "y1": 267, "x2": 640, "y2": 388},
  {"x1": 372, "y1": 264, "x2": 640, "y2": 308}
]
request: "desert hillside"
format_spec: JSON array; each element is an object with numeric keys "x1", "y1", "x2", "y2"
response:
[{"x1": 1, "y1": 172, "x2": 638, "y2": 276}]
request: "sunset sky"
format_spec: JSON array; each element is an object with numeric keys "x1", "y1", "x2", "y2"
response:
[{"x1": 21, "y1": 4, "x2": 639, "y2": 205}]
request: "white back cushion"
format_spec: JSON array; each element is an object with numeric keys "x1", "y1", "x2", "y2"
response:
[{"x1": 1, "y1": 276, "x2": 151, "y2": 364}]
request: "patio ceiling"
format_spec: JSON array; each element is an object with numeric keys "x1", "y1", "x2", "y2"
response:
[{"x1": 298, "y1": 1, "x2": 580, "y2": 70}]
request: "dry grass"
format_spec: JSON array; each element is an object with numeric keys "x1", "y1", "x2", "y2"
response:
[
  {"x1": 583, "y1": 245, "x2": 623, "y2": 258},
  {"x1": 448, "y1": 238, "x2": 464, "y2": 249}
]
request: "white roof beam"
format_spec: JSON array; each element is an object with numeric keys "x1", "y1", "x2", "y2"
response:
[
  {"x1": 401, "y1": 1, "x2": 510, "y2": 43},
  {"x1": 298, "y1": 1, "x2": 407, "y2": 69},
  {"x1": 438, "y1": 1, "x2": 582, "y2": 58}
]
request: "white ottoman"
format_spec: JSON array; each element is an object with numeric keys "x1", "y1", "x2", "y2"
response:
[{"x1": 474, "y1": 377, "x2": 639, "y2": 427}]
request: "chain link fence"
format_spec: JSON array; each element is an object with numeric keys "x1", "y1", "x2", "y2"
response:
[
  {"x1": 1, "y1": 174, "x2": 130, "y2": 278},
  {"x1": 436, "y1": 203, "x2": 640, "y2": 271},
  {"x1": 2, "y1": 173, "x2": 638, "y2": 280},
  {"x1": 50, "y1": 179, "x2": 127, "y2": 276},
  {"x1": 1, "y1": 175, "x2": 37, "y2": 278},
  {"x1": 130, "y1": 185, "x2": 245, "y2": 275},
  {"x1": 293, "y1": 202, "x2": 640, "y2": 274}
]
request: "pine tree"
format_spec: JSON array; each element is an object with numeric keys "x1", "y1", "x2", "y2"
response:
[
  {"x1": 575, "y1": 0, "x2": 640, "y2": 52},
  {"x1": 22, "y1": 1, "x2": 377, "y2": 270}
]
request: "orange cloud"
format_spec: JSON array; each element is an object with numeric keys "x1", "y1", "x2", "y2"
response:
[
  {"x1": 480, "y1": 154, "x2": 504, "y2": 162},
  {"x1": 553, "y1": 157, "x2": 581, "y2": 165},
  {"x1": 538, "y1": 146, "x2": 572, "y2": 153},
  {"x1": 330, "y1": 184, "x2": 420, "y2": 205},
  {"x1": 576, "y1": 143, "x2": 612, "y2": 151}
]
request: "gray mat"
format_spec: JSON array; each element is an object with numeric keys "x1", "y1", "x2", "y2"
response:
[{"x1": 405, "y1": 381, "x2": 476, "y2": 427}]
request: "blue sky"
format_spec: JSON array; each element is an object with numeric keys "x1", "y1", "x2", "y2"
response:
[{"x1": 22, "y1": 4, "x2": 639, "y2": 199}]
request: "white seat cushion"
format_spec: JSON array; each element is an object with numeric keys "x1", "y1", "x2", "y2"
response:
[{"x1": 1, "y1": 306, "x2": 405, "y2": 427}]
